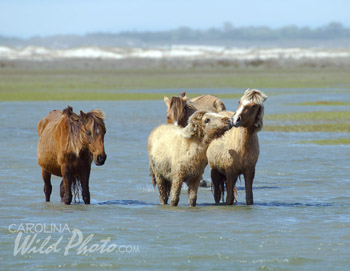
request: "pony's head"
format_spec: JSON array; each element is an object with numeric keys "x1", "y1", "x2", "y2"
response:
[
  {"x1": 231, "y1": 89, "x2": 267, "y2": 131},
  {"x1": 181, "y1": 111, "x2": 231, "y2": 142},
  {"x1": 164, "y1": 92, "x2": 196, "y2": 127},
  {"x1": 80, "y1": 109, "x2": 107, "y2": 166}
]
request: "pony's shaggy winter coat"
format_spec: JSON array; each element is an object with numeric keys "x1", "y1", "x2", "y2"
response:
[
  {"x1": 37, "y1": 106, "x2": 107, "y2": 205},
  {"x1": 148, "y1": 111, "x2": 231, "y2": 207},
  {"x1": 207, "y1": 89, "x2": 267, "y2": 205}
]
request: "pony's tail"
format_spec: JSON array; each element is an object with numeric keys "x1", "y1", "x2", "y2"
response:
[
  {"x1": 220, "y1": 176, "x2": 238, "y2": 204},
  {"x1": 150, "y1": 167, "x2": 157, "y2": 189},
  {"x1": 72, "y1": 177, "x2": 82, "y2": 203}
]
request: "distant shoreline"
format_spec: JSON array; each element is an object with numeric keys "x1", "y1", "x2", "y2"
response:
[{"x1": 1, "y1": 58, "x2": 350, "y2": 101}]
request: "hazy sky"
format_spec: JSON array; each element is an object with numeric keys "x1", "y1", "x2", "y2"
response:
[{"x1": 1, "y1": 0, "x2": 349, "y2": 37}]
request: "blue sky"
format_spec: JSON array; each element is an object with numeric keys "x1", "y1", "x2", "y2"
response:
[{"x1": 1, "y1": 0, "x2": 349, "y2": 37}]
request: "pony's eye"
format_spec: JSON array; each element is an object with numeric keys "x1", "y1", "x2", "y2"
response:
[
  {"x1": 86, "y1": 131, "x2": 92, "y2": 136},
  {"x1": 204, "y1": 118, "x2": 210, "y2": 124}
]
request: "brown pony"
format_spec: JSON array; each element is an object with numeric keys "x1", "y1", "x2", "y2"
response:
[
  {"x1": 207, "y1": 89, "x2": 267, "y2": 205},
  {"x1": 164, "y1": 92, "x2": 226, "y2": 127},
  {"x1": 37, "y1": 106, "x2": 107, "y2": 205}
]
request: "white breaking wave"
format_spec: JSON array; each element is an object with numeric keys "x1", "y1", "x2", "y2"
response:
[{"x1": 0, "y1": 45, "x2": 349, "y2": 61}]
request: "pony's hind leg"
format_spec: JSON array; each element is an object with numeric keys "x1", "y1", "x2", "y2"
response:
[
  {"x1": 42, "y1": 169, "x2": 52, "y2": 202},
  {"x1": 60, "y1": 181, "x2": 65, "y2": 202}
]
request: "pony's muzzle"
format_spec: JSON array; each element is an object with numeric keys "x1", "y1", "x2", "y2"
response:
[
  {"x1": 225, "y1": 118, "x2": 233, "y2": 129},
  {"x1": 231, "y1": 115, "x2": 241, "y2": 127},
  {"x1": 95, "y1": 154, "x2": 107, "y2": 166}
]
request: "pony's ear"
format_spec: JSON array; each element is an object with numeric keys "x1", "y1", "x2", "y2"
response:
[
  {"x1": 254, "y1": 105, "x2": 264, "y2": 131},
  {"x1": 180, "y1": 91, "x2": 188, "y2": 101},
  {"x1": 181, "y1": 110, "x2": 206, "y2": 138},
  {"x1": 181, "y1": 124, "x2": 195, "y2": 138},
  {"x1": 164, "y1": 96, "x2": 171, "y2": 108},
  {"x1": 182, "y1": 92, "x2": 188, "y2": 101},
  {"x1": 80, "y1": 110, "x2": 87, "y2": 120}
]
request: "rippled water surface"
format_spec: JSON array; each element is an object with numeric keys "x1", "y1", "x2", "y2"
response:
[{"x1": 1, "y1": 89, "x2": 350, "y2": 270}]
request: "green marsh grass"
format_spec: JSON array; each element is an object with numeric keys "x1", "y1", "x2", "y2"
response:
[
  {"x1": 264, "y1": 111, "x2": 350, "y2": 135},
  {"x1": 265, "y1": 111, "x2": 350, "y2": 122},
  {"x1": 288, "y1": 101, "x2": 350, "y2": 106},
  {"x1": 1, "y1": 67, "x2": 350, "y2": 101},
  {"x1": 300, "y1": 138, "x2": 350, "y2": 145}
]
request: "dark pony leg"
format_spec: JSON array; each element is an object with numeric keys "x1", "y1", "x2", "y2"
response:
[
  {"x1": 61, "y1": 166, "x2": 73, "y2": 205},
  {"x1": 79, "y1": 165, "x2": 91, "y2": 204},
  {"x1": 211, "y1": 168, "x2": 225, "y2": 204},
  {"x1": 244, "y1": 168, "x2": 255, "y2": 205},
  {"x1": 42, "y1": 169, "x2": 52, "y2": 202},
  {"x1": 225, "y1": 170, "x2": 238, "y2": 205},
  {"x1": 60, "y1": 181, "x2": 65, "y2": 202}
]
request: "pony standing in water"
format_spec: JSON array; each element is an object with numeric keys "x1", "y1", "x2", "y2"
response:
[
  {"x1": 207, "y1": 89, "x2": 267, "y2": 205},
  {"x1": 164, "y1": 92, "x2": 226, "y2": 127},
  {"x1": 37, "y1": 106, "x2": 107, "y2": 205}
]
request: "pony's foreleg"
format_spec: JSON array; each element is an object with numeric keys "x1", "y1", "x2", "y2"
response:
[
  {"x1": 244, "y1": 168, "x2": 255, "y2": 205},
  {"x1": 61, "y1": 167, "x2": 73, "y2": 205},
  {"x1": 170, "y1": 178, "x2": 183, "y2": 207},
  {"x1": 42, "y1": 169, "x2": 52, "y2": 202},
  {"x1": 188, "y1": 177, "x2": 201, "y2": 207},
  {"x1": 80, "y1": 166, "x2": 91, "y2": 204},
  {"x1": 225, "y1": 171, "x2": 238, "y2": 205},
  {"x1": 155, "y1": 175, "x2": 169, "y2": 205}
]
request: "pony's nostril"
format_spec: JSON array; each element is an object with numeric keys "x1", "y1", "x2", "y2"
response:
[
  {"x1": 236, "y1": 116, "x2": 241, "y2": 123},
  {"x1": 97, "y1": 155, "x2": 105, "y2": 164}
]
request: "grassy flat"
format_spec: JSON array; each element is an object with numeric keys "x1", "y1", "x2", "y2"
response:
[
  {"x1": 264, "y1": 111, "x2": 350, "y2": 133},
  {"x1": 264, "y1": 123, "x2": 350, "y2": 133},
  {"x1": 300, "y1": 138, "x2": 350, "y2": 145},
  {"x1": 1, "y1": 66, "x2": 350, "y2": 101},
  {"x1": 288, "y1": 101, "x2": 350, "y2": 106},
  {"x1": 265, "y1": 111, "x2": 350, "y2": 121}
]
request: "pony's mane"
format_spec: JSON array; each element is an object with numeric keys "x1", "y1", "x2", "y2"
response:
[
  {"x1": 169, "y1": 96, "x2": 186, "y2": 120},
  {"x1": 84, "y1": 109, "x2": 106, "y2": 134},
  {"x1": 240, "y1": 89, "x2": 267, "y2": 105},
  {"x1": 63, "y1": 106, "x2": 84, "y2": 156},
  {"x1": 62, "y1": 106, "x2": 105, "y2": 156},
  {"x1": 169, "y1": 94, "x2": 197, "y2": 123}
]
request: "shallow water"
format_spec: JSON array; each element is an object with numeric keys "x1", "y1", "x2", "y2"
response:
[{"x1": 1, "y1": 89, "x2": 350, "y2": 270}]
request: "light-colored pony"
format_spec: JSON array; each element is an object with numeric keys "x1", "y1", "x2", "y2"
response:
[
  {"x1": 207, "y1": 89, "x2": 267, "y2": 205},
  {"x1": 148, "y1": 111, "x2": 231, "y2": 207}
]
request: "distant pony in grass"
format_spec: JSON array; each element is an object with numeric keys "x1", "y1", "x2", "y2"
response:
[
  {"x1": 207, "y1": 89, "x2": 267, "y2": 205},
  {"x1": 164, "y1": 92, "x2": 226, "y2": 127},
  {"x1": 37, "y1": 106, "x2": 107, "y2": 205}
]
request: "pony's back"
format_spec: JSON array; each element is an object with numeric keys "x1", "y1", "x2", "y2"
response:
[
  {"x1": 37, "y1": 110, "x2": 63, "y2": 136},
  {"x1": 189, "y1": 95, "x2": 226, "y2": 112}
]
